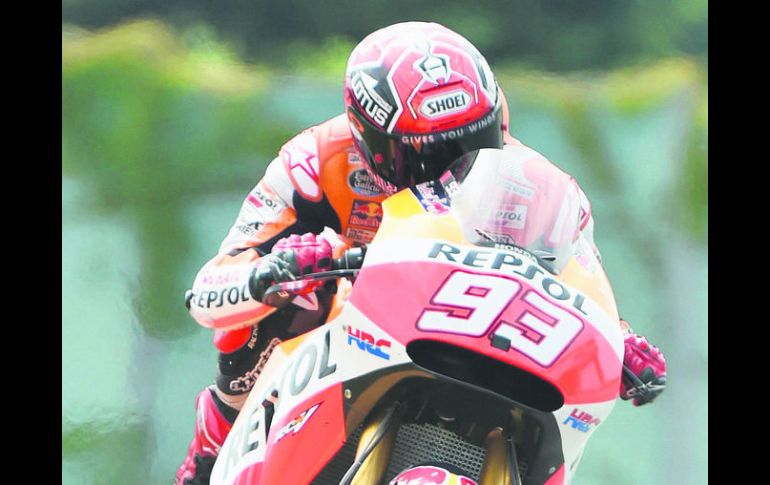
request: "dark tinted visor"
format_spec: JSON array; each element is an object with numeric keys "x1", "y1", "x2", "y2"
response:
[{"x1": 351, "y1": 107, "x2": 504, "y2": 189}]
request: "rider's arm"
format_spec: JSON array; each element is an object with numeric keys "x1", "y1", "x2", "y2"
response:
[
  {"x1": 571, "y1": 182, "x2": 631, "y2": 334},
  {"x1": 187, "y1": 155, "x2": 313, "y2": 330},
  {"x1": 575, "y1": 184, "x2": 603, "y2": 264}
]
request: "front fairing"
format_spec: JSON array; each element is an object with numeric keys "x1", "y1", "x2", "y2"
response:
[
  {"x1": 212, "y1": 184, "x2": 624, "y2": 485},
  {"x1": 353, "y1": 189, "x2": 624, "y2": 404}
]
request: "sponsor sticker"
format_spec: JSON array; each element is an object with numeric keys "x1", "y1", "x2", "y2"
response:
[
  {"x1": 348, "y1": 200, "x2": 383, "y2": 229},
  {"x1": 494, "y1": 203, "x2": 527, "y2": 229},
  {"x1": 235, "y1": 223, "x2": 260, "y2": 237},
  {"x1": 344, "y1": 324, "x2": 391, "y2": 360},
  {"x1": 413, "y1": 181, "x2": 450, "y2": 215},
  {"x1": 351, "y1": 70, "x2": 394, "y2": 127},
  {"x1": 439, "y1": 171, "x2": 460, "y2": 197},
  {"x1": 484, "y1": 232, "x2": 516, "y2": 245},
  {"x1": 502, "y1": 180, "x2": 536, "y2": 200},
  {"x1": 246, "y1": 185, "x2": 283, "y2": 212},
  {"x1": 419, "y1": 89, "x2": 472, "y2": 118},
  {"x1": 348, "y1": 168, "x2": 383, "y2": 197},
  {"x1": 345, "y1": 227, "x2": 376, "y2": 244},
  {"x1": 274, "y1": 403, "x2": 322, "y2": 443},
  {"x1": 562, "y1": 408, "x2": 601, "y2": 433}
]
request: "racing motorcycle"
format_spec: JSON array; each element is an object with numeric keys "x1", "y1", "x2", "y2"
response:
[{"x1": 204, "y1": 148, "x2": 643, "y2": 484}]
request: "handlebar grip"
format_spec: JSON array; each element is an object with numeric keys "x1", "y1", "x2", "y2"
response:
[{"x1": 332, "y1": 246, "x2": 367, "y2": 270}]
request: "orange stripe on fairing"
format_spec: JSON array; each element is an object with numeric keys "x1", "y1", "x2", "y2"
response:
[
  {"x1": 275, "y1": 331, "x2": 307, "y2": 355},
  {"x1": 257, "y1": 383, "x2": 347, "y2": 485},
  {"x1": 559, "y1": 257, "x2": 620, "y2": 322},
  {"x1": 326, "y1": 278, "x2": 353, "y2": 323},
  {"x1": 373, "y1": 189, "x2": 468, "y2": 244}
]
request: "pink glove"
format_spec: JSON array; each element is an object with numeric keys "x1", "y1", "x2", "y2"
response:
[
  {"x1": 272, "y1": 232, "x2": 333, "y2": 276},
  {"x1": 620, "y1": 332, "x2": 667, "y2": 406}
]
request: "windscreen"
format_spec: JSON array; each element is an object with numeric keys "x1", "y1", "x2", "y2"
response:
[{"x1": 439, "y1": 148, "x2": 582, "y2": 273}]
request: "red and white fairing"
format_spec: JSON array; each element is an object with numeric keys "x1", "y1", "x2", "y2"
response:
[
  {"x1": 211, "y1": 241, "x2": 622, "y2": 484},
  {"x1": 350, "y1": 238, "x2": 623, "y2": 484}
]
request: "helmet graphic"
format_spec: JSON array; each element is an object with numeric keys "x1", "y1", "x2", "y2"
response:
[{"x1": 344, "y1": 22, "x2": 504, "y2": 194}]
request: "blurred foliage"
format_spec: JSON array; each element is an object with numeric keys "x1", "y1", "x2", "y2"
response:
[
  {"x1": 62, "y1": 20, "x2": 292, "y2": 209},
  {"x1": 63, "y1": 19, "x2": 707, "y2": 238},
  {"x1": 62, "y1": 415, "x2": 148, "y2": 483},
  {"x1": 495, "y1": 59, "x2": 708, "y2": 240},
  {"x1": 64, "y1": 20, "x2": 291, "y2": 338},
  {"x1": 62, "y1": 0, "x2": 707, "y2": 72}
]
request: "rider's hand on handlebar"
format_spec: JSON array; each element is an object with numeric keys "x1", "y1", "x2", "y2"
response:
[
  {"x1": 273, "y1": 233, "x2": 333, "y2": 276},
  {"x1": 620, "y1": 332, "x2": 667, "y2": 406},
  {"x1": 250, "y1": 233, "x2": 333, "y2": 302}
]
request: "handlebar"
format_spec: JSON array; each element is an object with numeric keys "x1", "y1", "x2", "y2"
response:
[
  {"x1": 184, "y1": 246, "x2": 367, "y2": 311},
  {"x1": 258, "y1": 245, "x2": 366, "y2": 308},
  {"x1": 331, "y1": 246, "x2": 367, "y2": 271}
]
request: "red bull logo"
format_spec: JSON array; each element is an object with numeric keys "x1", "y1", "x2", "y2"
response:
[{"x1": 349, "y1": 200, "x2": 383, "y2": 229}]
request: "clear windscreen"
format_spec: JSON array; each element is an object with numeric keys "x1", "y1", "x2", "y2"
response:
[{"x1": 439, "y1": 148, "x2": 582, "y2": 273}]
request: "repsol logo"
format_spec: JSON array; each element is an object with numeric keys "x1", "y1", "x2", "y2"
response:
[
  {"x1": 228, "y1": 330, "x2": 337, "y2": 459},
  {"x1": 192, "y1": 285, "x2": 251, "y2": 308},
  {"x1": 253, "y1": 189, "x2": 278, "y2": 209},
  {"x1": 420, "y1": 90, "x2": 471, "y2": 118},
  {"x1": 352, "y1": 71, "x2": 393, "y2": 127},
  {"x1": 427, "y1": 242, "x2": 588, "y2": 315}
]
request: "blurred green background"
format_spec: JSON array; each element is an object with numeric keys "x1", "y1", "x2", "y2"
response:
[{"x1": 62, "y1": 2, "x2": 707, "y2": 484}]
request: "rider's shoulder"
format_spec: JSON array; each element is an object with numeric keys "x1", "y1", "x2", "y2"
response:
[
  {"x1": 503, "y1": 137, "x2": 593, "y2": 225},
  {"x1": 503, "y1": 138, "x2": 568, "y2": 176},
  {"x1": 278, "y1": 114, "x2": 353, "y2": 202}
]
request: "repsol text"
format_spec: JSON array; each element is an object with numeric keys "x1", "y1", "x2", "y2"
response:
[{"x1": 427, "y1": 242, "x2": 587, "y2": 315}]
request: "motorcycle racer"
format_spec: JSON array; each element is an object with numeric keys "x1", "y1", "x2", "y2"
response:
[{"x1": 175, "y1": 21, "x2": 666, "y2": 484}]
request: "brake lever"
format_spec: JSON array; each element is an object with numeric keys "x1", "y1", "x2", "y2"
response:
[
  {"x1": 261, "y1": 269, "x2": 361, "y2": 308},
  {"x1": 621, "y1": 365, "x2": 652, "y2": 398}
]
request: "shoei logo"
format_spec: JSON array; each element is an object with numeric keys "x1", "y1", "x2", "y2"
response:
[{"x1": 419, "y1": 89, "x2": 471, "y2": 118}]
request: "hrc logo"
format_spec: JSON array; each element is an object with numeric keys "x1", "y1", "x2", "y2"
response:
[
  {"x1": 562, "y1": 408, "x2": 601, "y2": 433},
  {"x1": 346, "y1": 325, "x2": 391, "y2": 360}
]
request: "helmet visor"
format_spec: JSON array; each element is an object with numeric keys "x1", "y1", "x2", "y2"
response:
[{"x1": 350, "y1": 106, "x2": 503, "y2": 190}]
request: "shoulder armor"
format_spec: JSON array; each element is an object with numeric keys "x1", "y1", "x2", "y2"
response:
[{"x1": 279, "y1": 114, "x2": 352, "y2": 202}]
